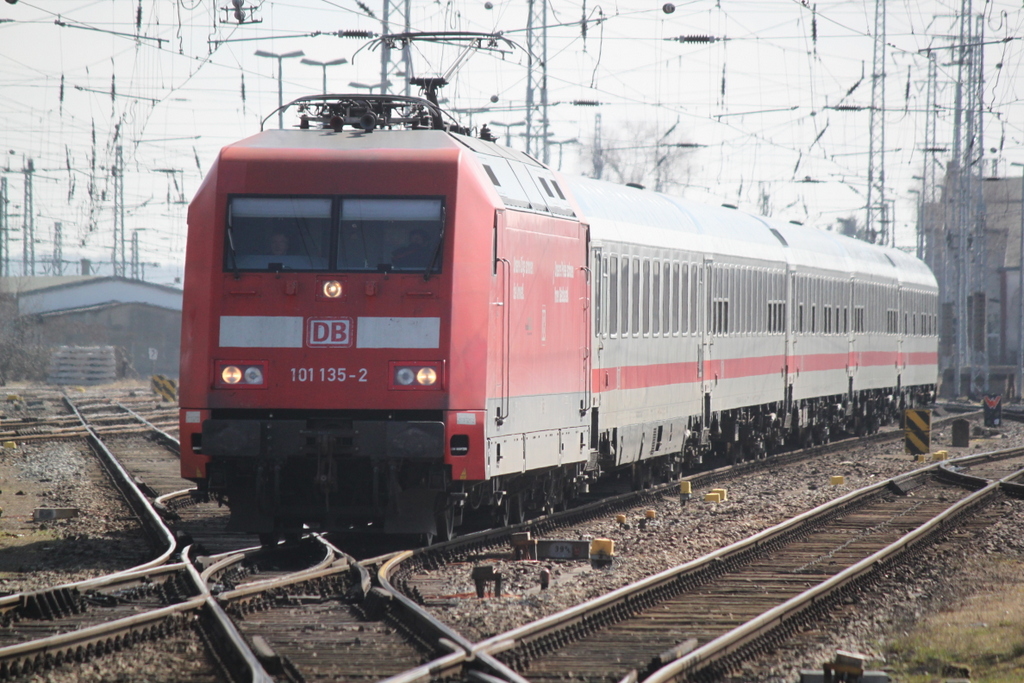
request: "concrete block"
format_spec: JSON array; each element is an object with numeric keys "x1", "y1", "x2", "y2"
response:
[
  {"x1": 711, "y1": 488, "x2": 727, "y2": 501},
  {"x1": 830, "y1": 475, "x2": 845, "y2": 486},
  {"x1": 3, "y1": 441, "x2": 16, "y2": 449},
  {"x1": 33, "y1": 508, "x2": 80, "y2": 521},
  {"x1": 644, "y1": 509, "x2": 656, "y2": 519},
  {"x1": 536, "y1": 539, "x2": 590, "y2": 560},
  {"x1": 951, "y1": 419, "x2": 970, "y2": 447},
  {"x1": 704, "y1": 492, "x2": 721, "y2": 503}
]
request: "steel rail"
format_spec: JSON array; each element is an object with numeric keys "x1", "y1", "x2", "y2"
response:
[
  {"x1": 394, "y1": 407, "x2": 981, "y2": 578},
  {"x1": 465, "y1": 445, "x2": 1024, "y2": 682},
  {"x1": 0, "y1": 562, "x2": 193, "y2": 616},
  {"x1": 115, "y1": 401, "x2": 181, "y2": 454},
  {"x1": 377, "y1": 552, "x2": 533, "y2": 683},
  {"x1": 62, "y1": 395, "x2": 178, "y2": 576},
  {"x1": 645, "y1": 462, "x2": 1023, "y2": 682},
  {"x1": 46, "y1": 395, "x2": 273, "y2": 682},
  {"x1": 200, "y1": 540, "x2": 336, "y2": 593},
  {"x1": 181, "y1": 550, "x2": 274, "y2": 683}
]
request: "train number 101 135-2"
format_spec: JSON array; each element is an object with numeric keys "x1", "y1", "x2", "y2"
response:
[{"x1": 290, "y1": 367, "x2": 368, "y2": 383}]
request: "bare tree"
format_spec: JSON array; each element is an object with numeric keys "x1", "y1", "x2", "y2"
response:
[
  {"x1": 0, "y1": 294, "x2": 50, "y2": 383},
  {"x1": 583, "y1": 120, "x2": 695, "y2": 194}
]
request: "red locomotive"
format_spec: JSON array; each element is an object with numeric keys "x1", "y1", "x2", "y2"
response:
[{"x1": 179, "y1": 94, "x2": 937, "y2": 543}]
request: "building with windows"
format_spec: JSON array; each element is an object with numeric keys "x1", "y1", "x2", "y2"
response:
[
  {"x1": 920, "y1": 173, "x2": 1024, "y2": 397},
  {"x1": 0, "y1": 276, "x2": 182, "y2": 382}
]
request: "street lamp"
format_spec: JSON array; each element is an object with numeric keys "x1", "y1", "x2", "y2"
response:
[
  {"x1": 255, "y1": 49, "x2": 305, "y2": 129},
  {"x1": 548, "y1": 138, "x2": 579, "y2": 171},
  {"x1": 300, "y1": 57, "x2": 348, "y2": 95},
  {"x1": 349, "y1": 81, "x2": 391, "y2": 93},
  {"x1": 488, "y1": 120, "x2": 526, "y2": 147},
  {"x1": 1011, "y1": 162, "x2": 1024, "y2": 400}
]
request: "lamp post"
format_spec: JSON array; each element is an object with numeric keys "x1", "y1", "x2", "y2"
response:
[
  {"x1": 1012, "y1": 162, "x2": 1024, "y2": 400},
  {"x1": 300, "y1": 57, "x2": 348, "y2": 95},
  {"x1": 548, "y1": 137, "x2": 579, "y2": 171},
  {"x1": 488, "y1": 120, "x2": 526, "y2": 148},
  {"x1": 349, "y1": 81, "x2": 391, "y2": 94},
  {"x1": 255, "y1": 49, "x2": 305, "y2": 129}
]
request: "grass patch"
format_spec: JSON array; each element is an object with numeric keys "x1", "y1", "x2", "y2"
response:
[{"x1": 885, "y1": 558, "x2": 1024, "y2": 682}]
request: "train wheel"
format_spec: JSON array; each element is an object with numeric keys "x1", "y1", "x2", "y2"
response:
[
  {"x1": 258, "y1": 532, "x2": 279, "y2": 547},
  {"x1": 509, "y1": 492, "x2": 526, "y2": 525},
  {"x1": 493, "y1": 497, "x2": 511, "y2": 528},
  {"x1": 435, "y1": 506, "x2": 455, "y2": 543}
]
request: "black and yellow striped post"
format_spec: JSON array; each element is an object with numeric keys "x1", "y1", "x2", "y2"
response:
[
  {"x1": 151, "y1": 375, "x2": 178, "y2": 403},
  {"x1": 904, "y1": 408, "x2": 931, "y2": 456}
]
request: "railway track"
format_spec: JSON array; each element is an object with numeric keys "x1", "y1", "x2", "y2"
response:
[
  {"x1": 0, "y1": 392, "x2": 523, "y2": 682},
  {"x1": 450, "y1": 448, "x2": 1024, "y2": 683},
  {"x1": 0, "y1": 394, "x2": 269, "y2": 682},
  {"x1": 392, "y1": 406, "x2": 981, "y2": 597},
  {"x1": 0, "y1": 393, "x2": 1003, "y2": 681}
]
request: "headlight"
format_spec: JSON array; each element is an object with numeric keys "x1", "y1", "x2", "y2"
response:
[
  {"x1": 216, "y1": 361, "x2": 267, "y2": 388},
  {"x1": 391, "y1": 363, "x2": 442, "y2": 390},
  {"x1": 322, "y1": 280, "x2": 343, "y2": 298}
]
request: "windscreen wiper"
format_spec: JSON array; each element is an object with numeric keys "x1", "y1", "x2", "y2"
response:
[
  {"x1": 226, "y1": 227, "x2": 241, "y2": 280},
  {"x1": 423, "y1": 208, "x2": 446, "y2": 281}
]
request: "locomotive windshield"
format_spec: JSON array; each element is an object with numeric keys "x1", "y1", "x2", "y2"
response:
[
  {"x1": 228, "y1": 197, "x2": 332, "y2": 271},
  {"x1": 339, "y1": 198, "x2": 443, "y2": 273},
  {"x1": 225, "y1": 196, "x2": 444, "y2": 274}
]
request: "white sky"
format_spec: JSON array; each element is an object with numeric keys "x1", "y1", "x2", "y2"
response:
[{"x1": 1, "y1": 0, "x2": 1022, "y2": 286}]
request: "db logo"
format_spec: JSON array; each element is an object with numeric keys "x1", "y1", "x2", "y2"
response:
[{"x1": 307, "y1": 317, "x2": 353, "y2": 347}]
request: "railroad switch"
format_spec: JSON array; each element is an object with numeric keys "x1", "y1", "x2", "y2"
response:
[{"x1": 471, "y1": 565, "x2": 503, "y2": 598}]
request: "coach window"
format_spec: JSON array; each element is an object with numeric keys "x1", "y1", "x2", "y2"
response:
[
  {"x1": 749, "y1": 269, "x2": 756, "y2": 333},
  {"x1": 760, "y1": 270, "x2": 768, "y2": 333},
  {"x1": 338, "y1": 198, "x2": 444, "y2": 273},
  {"x1": 609, "y1": 256, "x2": 619, "y2": 337},
  {"x1": 662, "y1": 262, "x2": 671, "y2": 335},
  {"x1": 652, "y1": 261, "x2": 661, "y2": 335},
  {"x1": 690, "y1": 266, "x2": 699, "y2": 333},
  {"x1": 680, "y1": 263, "x2": 689, "y2": 333},
  {"x1": 632, "y1": 257, "x2": 641, "y2": 335},
  {"x1": 594, "y1": 253, "x2": 604, "y2": 336},
  {"x1": 643, "y1": 259, "x2": 652, "y2": 335},
  {"x1": 621, "y1": 257, "x2": 631, "y2": 335},
  {"x1": 228, "y1": 197, "x2": 332, "y2": 271}
]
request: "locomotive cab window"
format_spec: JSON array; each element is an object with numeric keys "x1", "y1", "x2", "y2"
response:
[
  {"x1": 339, "y1": 198, "x2": 444, "y2": 273},
  {"x1": 228, "y1": 197, "x2": 332, "y2": 271}
]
